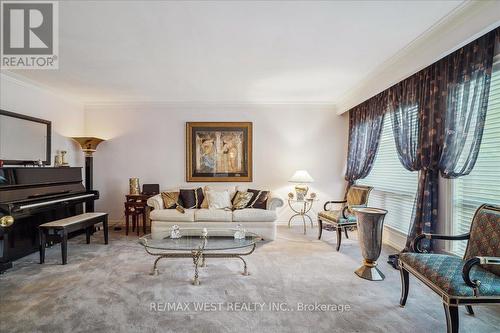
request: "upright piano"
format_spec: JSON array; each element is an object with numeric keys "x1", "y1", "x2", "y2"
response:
[{"x1": 0, "y1": 167, "x2": 99, "y2": 273}]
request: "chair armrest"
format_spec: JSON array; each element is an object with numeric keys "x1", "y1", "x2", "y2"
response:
[
  {"x1": 412, "y1": 233, "x2": 470, "y2": 253},
  {"x1": 462, "y1": 256, "x2": 500, "y2": 294},
  {"x1": 267, "y1": 194, "x2": 284, "y2": 211},
  {"x1": 146, "y1": 194, "x2": 164, "y2": 210},
  {"x1": 324, "y1": 200, "x2": 347, "y2": 211}
]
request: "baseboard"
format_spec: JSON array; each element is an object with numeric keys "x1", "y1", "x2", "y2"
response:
[{"x1": 383, "y1": 226, "x2": 406, "y2": 252}]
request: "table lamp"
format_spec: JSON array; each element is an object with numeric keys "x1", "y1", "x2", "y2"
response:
[{"x1": 289, "y1": 170, "x2": 314, "y2": 201}]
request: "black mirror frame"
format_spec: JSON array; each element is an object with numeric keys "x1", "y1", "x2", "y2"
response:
[{"x1": 0, "y1": 109, "x2": 52, "y2": 165}]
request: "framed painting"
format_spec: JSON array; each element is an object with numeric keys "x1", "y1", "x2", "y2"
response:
[{"x1": 186, "y1": 122, "x2": 253, "y2": 182}]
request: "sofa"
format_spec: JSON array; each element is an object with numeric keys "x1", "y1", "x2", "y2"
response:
[{"x1": 146, "y1": 186, "x2": 284, "y2": 240}]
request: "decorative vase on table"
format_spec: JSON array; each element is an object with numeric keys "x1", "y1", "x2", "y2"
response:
[
  {"x1": 129, "y1": 178, "x2": 140, "y2": 195},
  {"x1": 353, "y1": 207, "x2": 388, "y2": 281}
]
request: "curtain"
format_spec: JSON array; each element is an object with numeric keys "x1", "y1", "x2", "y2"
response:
[
  {"x1": 439, "y1": 32, "x2": 497, "y2": 178},
  {"x1": 388, "y1": 28, "x2": 498, "y2": 253},
  {"x1": 389, "y1": 63, "x2": 446, "y2": 251},
  {"x1": 344, "y1": 92, "x2": 387, "y2": 186}
]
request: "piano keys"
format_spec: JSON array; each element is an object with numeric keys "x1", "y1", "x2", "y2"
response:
[{"x1": 0, "y1": 167, "x2": 99, "y2": 273}]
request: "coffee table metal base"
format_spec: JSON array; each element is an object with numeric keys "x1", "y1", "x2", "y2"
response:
[{"x1": 144, "y1": 244, "x2": 256, "y2": 285}]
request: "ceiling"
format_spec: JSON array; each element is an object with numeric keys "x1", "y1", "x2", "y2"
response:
[{"x1": 4, "y1": 0, "x2": 466, "y2": 105}]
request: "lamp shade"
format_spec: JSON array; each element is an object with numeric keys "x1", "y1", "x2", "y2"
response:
[
  {"x1": 289, "y1": 170, "x2": 314, "y2": 183},
  {"x1": 72, "y1": 137, "x2": 105, "y2": 154}
]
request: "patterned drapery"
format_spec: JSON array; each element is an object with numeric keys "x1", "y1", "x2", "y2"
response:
[
  {"x1": 345, "y1": 27, "x2": 498, "y2": 258},
  {"x1": 439, "y1": 32, "x2": 497, "y2": 178},
  {"x1": 344, "y1": 92, "x2": 387, "y2": 186},
  {"x1": 388, "y1": 28, "x2": 498, "y2": 251}
]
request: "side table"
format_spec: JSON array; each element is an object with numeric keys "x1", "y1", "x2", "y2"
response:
[
  {"x1": 288, "y1": 198, "x2": 318, "y2": 234},
  {"x1": 125, "y1": 194, "x2": 153, "y2": 236}
]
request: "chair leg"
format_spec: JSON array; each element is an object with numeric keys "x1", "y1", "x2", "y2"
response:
[
  {"x1": 465, "y1": 305, "x2": 474, "y2": 316},
  {"x1": 344, "y1": 227, "x2": 349, "y2": 239},
  {"x1": 318, "y1": 219, "x2": 323, "y2": 240},
  {"x1": 443, "y1": 303, "x2": 459, "y2": 333},
  {"x1": 399, "y1": 267, "x2": 409, "y2": 307},
  {"x1": 335, "y1": 227, "x2": 342, "y2": 251}
]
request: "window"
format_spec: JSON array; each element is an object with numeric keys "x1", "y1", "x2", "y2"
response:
[
  {"x1": 451, "y1": 51, "x2": 500, "y2": 256},
  {"x1": 358, "y1": 113, "x2": 418, "y2": 234}
]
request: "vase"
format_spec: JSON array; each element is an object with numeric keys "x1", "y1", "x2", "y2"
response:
[
  {"x1": 129, "y1": 178, "x2": 140, "y2": 195},
  {"x1": 353, "y1": 207, "x2": 388, "y2": 281}
]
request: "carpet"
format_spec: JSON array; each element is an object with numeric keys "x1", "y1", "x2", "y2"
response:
[{"x1": 0, "y1": 225, "x2": 499, "y2": 333}]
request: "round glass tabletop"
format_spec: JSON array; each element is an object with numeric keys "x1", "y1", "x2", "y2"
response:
[{"x1": 139, "y1": 228, "x2": 261, "y2": 251}]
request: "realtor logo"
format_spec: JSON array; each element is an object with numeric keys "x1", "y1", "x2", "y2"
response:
[{"x1": 1, "y1": 1, "x2": 58, "y2": 69}]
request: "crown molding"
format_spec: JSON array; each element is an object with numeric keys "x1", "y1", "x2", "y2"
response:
[
  {"x1": 336, "y1": 0, "x2": 500, "y2": 115},
  {"x1": 0, "y1": 70, "x2": 84, "y2": 107},
  {"x1": 83, "y1": 100, "x2": 338, "y2": 111}
]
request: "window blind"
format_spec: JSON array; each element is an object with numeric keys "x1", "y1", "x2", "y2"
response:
[
  {"x1": 452, "y1": 51, "x2": 500, "y2": 256},
  {"x1": 358, "y1": 113, "x2": 418, "y2": 234}
]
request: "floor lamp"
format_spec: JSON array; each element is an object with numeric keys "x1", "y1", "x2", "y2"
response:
[{"x1": 72, "y1": 137, "x2": 105, "y2": 212}]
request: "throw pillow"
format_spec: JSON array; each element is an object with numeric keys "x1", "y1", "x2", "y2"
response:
[
  {"x1": 206, "y1": 190, "x2": 232, "y2": 210},
  {"x1": 179, "y1": 188, "x2": 204, "y2": 209},
  {"x1": 232, "y1": 191, "x2": 253, "y2": 210},
  {"x1": 246, "y1": 189, "x2": 269, "y2": 209},
  {"x1": 161, "y1": 191, "x2": 182, "y2": 209}
]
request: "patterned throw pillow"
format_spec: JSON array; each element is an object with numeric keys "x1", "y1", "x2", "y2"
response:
[
  {"x1": 246, "y1": 189, "x2": 269, "y2": 209},
  {"x1": 160, "y1": 192, "x2": 185, "y2": 213},
  {"x1": 179, "y1": 188, "x2": 204, "y2": 209},
  {"x1": 232, "y1": 191, "x2": 253, "y2": 210}
]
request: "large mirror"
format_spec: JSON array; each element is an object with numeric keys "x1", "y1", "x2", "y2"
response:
[{"x1": 0, "y1": 110, "x2": 51, "y2": 165}]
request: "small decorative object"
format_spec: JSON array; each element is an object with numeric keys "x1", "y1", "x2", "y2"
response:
[
  {"x1": 289, "y1": 170, "x2": 314, "y2": 201},
  {"x1": 186, "y1": 122, "x2": 252, "y2": 182},
  {"x1": 201, "y1": 228, "x2": 208, "y2": 238},
  {"x1": 234, "y1": 224, "x2": 246, "y2": 239},
  {"x1": 36, "y1": 159, "x2": 43, "y2": 167},
  {"x1": 309, "y1": 192, "x2": 317, "y2": 200},
  {"x1": 353, "y1": 207, "x2": 388, "y2": 281},
  {"x1": 129, "y1": 178, "x2": 140, "y2": 195},
  {"x1": 60, "y1": 150, "x2": 69, "y2": 167},
  {"x1": 54, "y1": 151, "x2": 62, "y2": 167},
  {"x1": 170, "y1": 225, "x2": 181, "y2": 239},
  {"x1": 288, "y1": 192, "x2": 294, "y2": 199}
]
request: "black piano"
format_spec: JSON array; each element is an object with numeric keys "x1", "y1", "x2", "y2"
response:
[{"x1": 0, "y1": 167, "x2": 99, "y2": 273}]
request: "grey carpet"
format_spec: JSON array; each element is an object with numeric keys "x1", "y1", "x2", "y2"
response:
[{"x1": 0, "y1": 225, "x2": 499, "y2": 333}]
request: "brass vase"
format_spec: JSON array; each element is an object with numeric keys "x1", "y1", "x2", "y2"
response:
[{"x1": 129, "y1": 178, "x2": 140, "y2": 195}]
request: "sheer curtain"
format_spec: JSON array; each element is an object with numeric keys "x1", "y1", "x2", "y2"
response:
[{"x1": 344, "y1": 92, "x2": 387, "y2": 186}]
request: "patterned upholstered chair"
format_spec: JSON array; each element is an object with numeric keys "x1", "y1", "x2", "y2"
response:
[
  {"x1": 399, "y1": 204, "x2": 500, "y2": 333},
  {"x1": 317, "y1": 185, "x2": 372, "y2": 251}
]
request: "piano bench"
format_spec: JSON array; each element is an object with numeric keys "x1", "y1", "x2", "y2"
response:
[{"x1": 39, "y1": 212, "x2": 108, "y2": 265}]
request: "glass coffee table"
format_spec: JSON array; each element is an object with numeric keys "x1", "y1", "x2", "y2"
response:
[{"x1": 139, "y1": 228, "x2": 261, "y2": 285}]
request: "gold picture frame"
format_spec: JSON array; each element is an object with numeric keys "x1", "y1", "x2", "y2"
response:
[{"x1": 186, "y1": 122, "x2": 253, "y2": 182}]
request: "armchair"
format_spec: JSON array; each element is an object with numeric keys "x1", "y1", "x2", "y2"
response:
[
  {"x1": 398, "y1": 204, "x2": 500, "y2": 333},
  {"x1": 317, "y1": 184, "x2": 372, "y2": 251}
]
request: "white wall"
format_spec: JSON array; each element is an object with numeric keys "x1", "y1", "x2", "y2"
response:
[
  {"x1": 84, "y1": 103, "x2": 348, "y2": 221},
  {"x1": 0, "y1": 73, "x2": 85, "y2": 167}
]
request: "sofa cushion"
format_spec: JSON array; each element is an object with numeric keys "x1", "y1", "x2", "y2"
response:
[
  {"x1": 160, "y1": 191, "x2": 183, "y2": 209},
  {"x1": 233, "y1": 208, "x2": 277, "y2": 222},
  {"x1": 180, "y1": 188, "x2": 204, "y2": 209},
  {"x1": 246, "y1": 189, "x2": 269, "y2": 209},
  {"x1": 194, "y1": 209, "x2": 232, "y2": 222},
  {"x1": 150, "y1": 209, "x2": 195, "y2": 222},
  {"x1": 206, "y1": 190, "x2": 232, "y2": 210},
  {"x1": 232, "y1": 191, "x2": 254, "y2": 210}
]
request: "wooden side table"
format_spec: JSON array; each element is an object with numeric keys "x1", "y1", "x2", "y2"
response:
[{"x1": 125, "y1": 194, "x2": 153, "y2": 236}]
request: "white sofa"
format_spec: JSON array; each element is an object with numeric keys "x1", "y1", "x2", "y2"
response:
[{"x1": 146, "y1": 186, "x2": 284, "y2": 240}]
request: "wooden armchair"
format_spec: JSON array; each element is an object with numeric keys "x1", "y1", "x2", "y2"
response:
[
  {"x1": 317, "y1": 184, "x2": 372, "y2": 251},
  {"x1": 398, "y1": 204, "x2": 500, "y2": 333}
]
